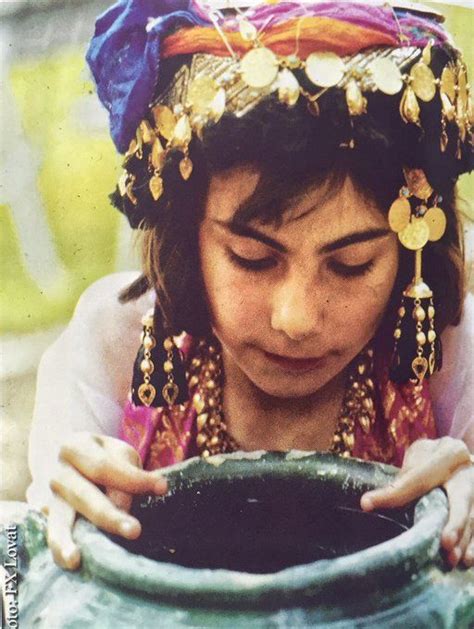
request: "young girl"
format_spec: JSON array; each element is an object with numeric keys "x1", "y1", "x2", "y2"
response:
[{"x1": 27, "y1": 0, "x2": 473, "y2": 572}]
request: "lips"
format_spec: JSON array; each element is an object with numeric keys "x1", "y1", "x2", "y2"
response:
[{"x1": 263, "y1": 351, "x2": 328, "y2": 372}]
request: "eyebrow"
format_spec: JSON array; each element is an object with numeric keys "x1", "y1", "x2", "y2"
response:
[{"x1": 214, "y1": 219, "x2": 391, "y2": 254}]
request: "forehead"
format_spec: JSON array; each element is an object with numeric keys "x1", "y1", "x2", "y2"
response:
[{"x1": 205, "y1": 165, "x2": 386, "y2": 233}]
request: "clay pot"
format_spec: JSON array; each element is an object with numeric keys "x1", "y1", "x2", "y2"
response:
[{"x1": 8, "y1": 452, "x2": 474, "y2": 627}]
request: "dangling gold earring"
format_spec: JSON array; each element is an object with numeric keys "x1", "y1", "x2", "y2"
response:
[
  {"x1": 132, "y1": 307, "x2": 187, "y2": 407},
  {"x1": 389, "y1": 169, "x2": 446, "y2": 383},
  {"x1": 162, "y1": 336, "x2": 179, "y2": 407},
  {"x1": 137, "y1": 309, "x2": 157, "y2": 406}
]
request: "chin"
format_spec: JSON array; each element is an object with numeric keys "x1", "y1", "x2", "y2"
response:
[{"x1": 247, "y1": 370, "x2": 334, "y2": 399}]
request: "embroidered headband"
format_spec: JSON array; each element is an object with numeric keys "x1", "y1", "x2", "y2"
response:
[{"x1": 87, "y1": 0, "x2": 472, "y2": 219}]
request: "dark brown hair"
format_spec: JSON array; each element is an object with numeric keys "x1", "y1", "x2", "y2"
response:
[{"x1": 114, "y1": 71, "x2": 465, "y2": 338}]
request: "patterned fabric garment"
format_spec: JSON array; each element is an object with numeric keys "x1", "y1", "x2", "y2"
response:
[{"x1": 119, "y1": 333, "x2": 437, "y2": 470}]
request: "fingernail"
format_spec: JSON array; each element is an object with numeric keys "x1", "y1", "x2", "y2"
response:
[
  {"x1": 360, "y1": 495, "x2": 374, "y2": 511},
  {"x1": 444, "y1": 529, "x2": 459, "y2": 546},
  {"x1": 454, "y1": 547, "x2": 462, "y2": 561},
  {"x1": 119, "y1": 518, "x2": 138, "y2": 537},
  {"x1": 62, "y1": 546, "x2": 80, "y2": 568}
]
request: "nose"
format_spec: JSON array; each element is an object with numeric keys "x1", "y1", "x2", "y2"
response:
[{"x1": 270, "y1": 273, "x2": 326, "y2": 342}]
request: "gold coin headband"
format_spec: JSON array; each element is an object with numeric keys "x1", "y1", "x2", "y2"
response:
[{"x1": 117, "y1": 16, "x2": 473, "y2": 209}]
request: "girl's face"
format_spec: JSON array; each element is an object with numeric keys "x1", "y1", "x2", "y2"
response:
[{"x1": 199, "y1": 166, "x2": 399, "y2": 399}]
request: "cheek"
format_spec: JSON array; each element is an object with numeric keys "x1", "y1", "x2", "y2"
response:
[
  {"x1": 200, "y1": 245, "x2": 269, "y2": 336},
  {"x1": 336, "y1": 248, "x2": 399, "y2": 333}
]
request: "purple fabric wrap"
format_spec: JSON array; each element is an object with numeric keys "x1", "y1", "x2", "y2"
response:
[
  {"x1": 86, "y1": 1, "x2": 450, "y2": 154},
  {"x1": 86, "y1": 0, "x2": 208, "y2": 153}
]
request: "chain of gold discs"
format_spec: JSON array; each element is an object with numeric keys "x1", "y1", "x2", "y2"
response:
[{"x1": 186, "y1": 340, "x2": 376, "y2": 458}]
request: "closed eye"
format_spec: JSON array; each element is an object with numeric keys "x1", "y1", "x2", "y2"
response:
[
  {"x1": 329, "y1": 260, "x2": 374, "y2": 277},
  {"x1": 228, "y1": 250, "x2": 276, "y2": 271}
]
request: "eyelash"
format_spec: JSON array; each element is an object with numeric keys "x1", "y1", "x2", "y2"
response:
[
  {"x1": 229, "y1": 251, "x2": 374, "y2": 278},
  {"x1": 328, "y1": 260, "x2": 375, "y2": 278}
]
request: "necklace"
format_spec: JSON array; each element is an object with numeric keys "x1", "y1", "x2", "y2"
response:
[{"x1": 186, "y1": 339, "x2": 376, "y2": 458}]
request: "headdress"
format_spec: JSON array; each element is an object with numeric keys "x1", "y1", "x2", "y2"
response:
[{"x1": 89, "y1": 1, "x2": 471, "y2": 466}]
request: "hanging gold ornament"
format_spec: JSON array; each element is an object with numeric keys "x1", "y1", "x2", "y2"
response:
[
  {"x1": 118, "y1": 170, "x2": 128, "y2": 197},
  {"x1": 209, "y1": 88, "x2": 226, "y2": 122},
  {"x1": 125, "y1": 137, "x2": 138, "y2": 161},
  {"x1": 277, "y1": 68, "x2": 300, "y2": 106},
  {"x1": 456, "y1": 63, "x2": 468, "y2": 142},
  {"x1": 369, "y1": 57, "x2": 403, "y2": 95},
  {"x1": 467, "y1": 88, "x2": 474, "y2": 127},
  {"x1": 440, "y1": 92, "x2": 456, "y2": 123},
  {"x1": 238, "y1": 18, "x2": 258, "y2": 42},
  {"x1": 421, "y1": 40, "x2": 432, "y2": 66},
  {"x1": 138, "y1": 383, "x2": 156, "y2": 407},
  {"x1": 411, "y1": 356, "x2": 428, "y2": 382},
  {"x1": 399, "y1": 85, "x2": 420, "y2": 124},
  {"x1": 149, "y1": 173, "x2": 164, "y2": 201},
  {"x1": 172, "y1": 114, "x2": 192, "y2": 147},
  {"x1": 240, "y1": 47, "x2": 279, "y2": 88},
  {"x1": 152, "y1": 105, "x2": 177, "y2": 140},
  {"x1": 345, "y1": 78, "x2": 367, "y2": 116},
  {"x1": 150, "y1": 137, "x2": 166, "y2": 171},
  {"x1": 126, "y1": 177, "x2": 137, "y2": 205},
  {"x1": 179, "y1": 155, "x2": 194, "y2": 180},
  {"x1": 139, "y1": 120, "x2": 155, "y2": 144}
]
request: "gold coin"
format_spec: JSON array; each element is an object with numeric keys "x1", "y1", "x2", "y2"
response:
[
  {"x1": 410, "y1": 62, "x2": 436, "y2": 102},
  {"x1": 398, "y1": 217, "x2": 429, "y2": 250},
  {"x1": 187, "y1": 75, "x2": 219, "y2": 115},
  {"x1": 424, "y1": 206, "x2": 447, "y2": 241},
  {"x1": 440, "y1": 65, "x2": 456, "y2": 102},
  {"x1": 240, "y1": 47, "x2": 279, "y2": 89},
  {"x1": 388, "y1": 197, "x2": 411, "y2": 232},
  {"x1": 305, "y1": 52, "x2": 345, "y2": 88},
  {"x1": 369, "y1": 57, "x2": 403, "y2": 95},
  {"x1": 152, "y1": 105, "x2": 176, "y2": 140}
]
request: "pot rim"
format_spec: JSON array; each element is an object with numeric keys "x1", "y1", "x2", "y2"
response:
[{"x1": 76, "y1": 451, "x2": 448, "y2": 608}]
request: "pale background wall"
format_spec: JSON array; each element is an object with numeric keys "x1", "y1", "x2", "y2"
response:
[{"x1": 0, "y1": 0, "x2": 472, "y2": 500}]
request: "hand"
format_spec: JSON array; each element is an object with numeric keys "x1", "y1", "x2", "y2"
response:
[
  {"x1": 360, "y1": 437, "x2": 473, "y2": 568},
  {"x1": 47, "y1": 432, "x2": 167, "y2": 571}
]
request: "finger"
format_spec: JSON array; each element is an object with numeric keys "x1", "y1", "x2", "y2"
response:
[
  {"x1": 47, "y1": 494, "x2": 81, "y2": 570},
  {"x1": 441, "y1": 466, "x2": 473, "y2": 550},
  {"x1": 463, "y1": 529, "x2": 474, "y2": 568},
  {"x1": 361, "y1": 442, "x2": 470, "y2": 511},
  {"x1": 60, "y1": 439, "x2": 167, "y2": 495},
  {"x1": 446, "y1": 524, "x2": 470, "y2": 568},
  {"x1": 50, "y1": 462, "x2": 141, "y2": 539},
  {"x1": 106, "y1": 487, "x2": 133, "y2": 513}
]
